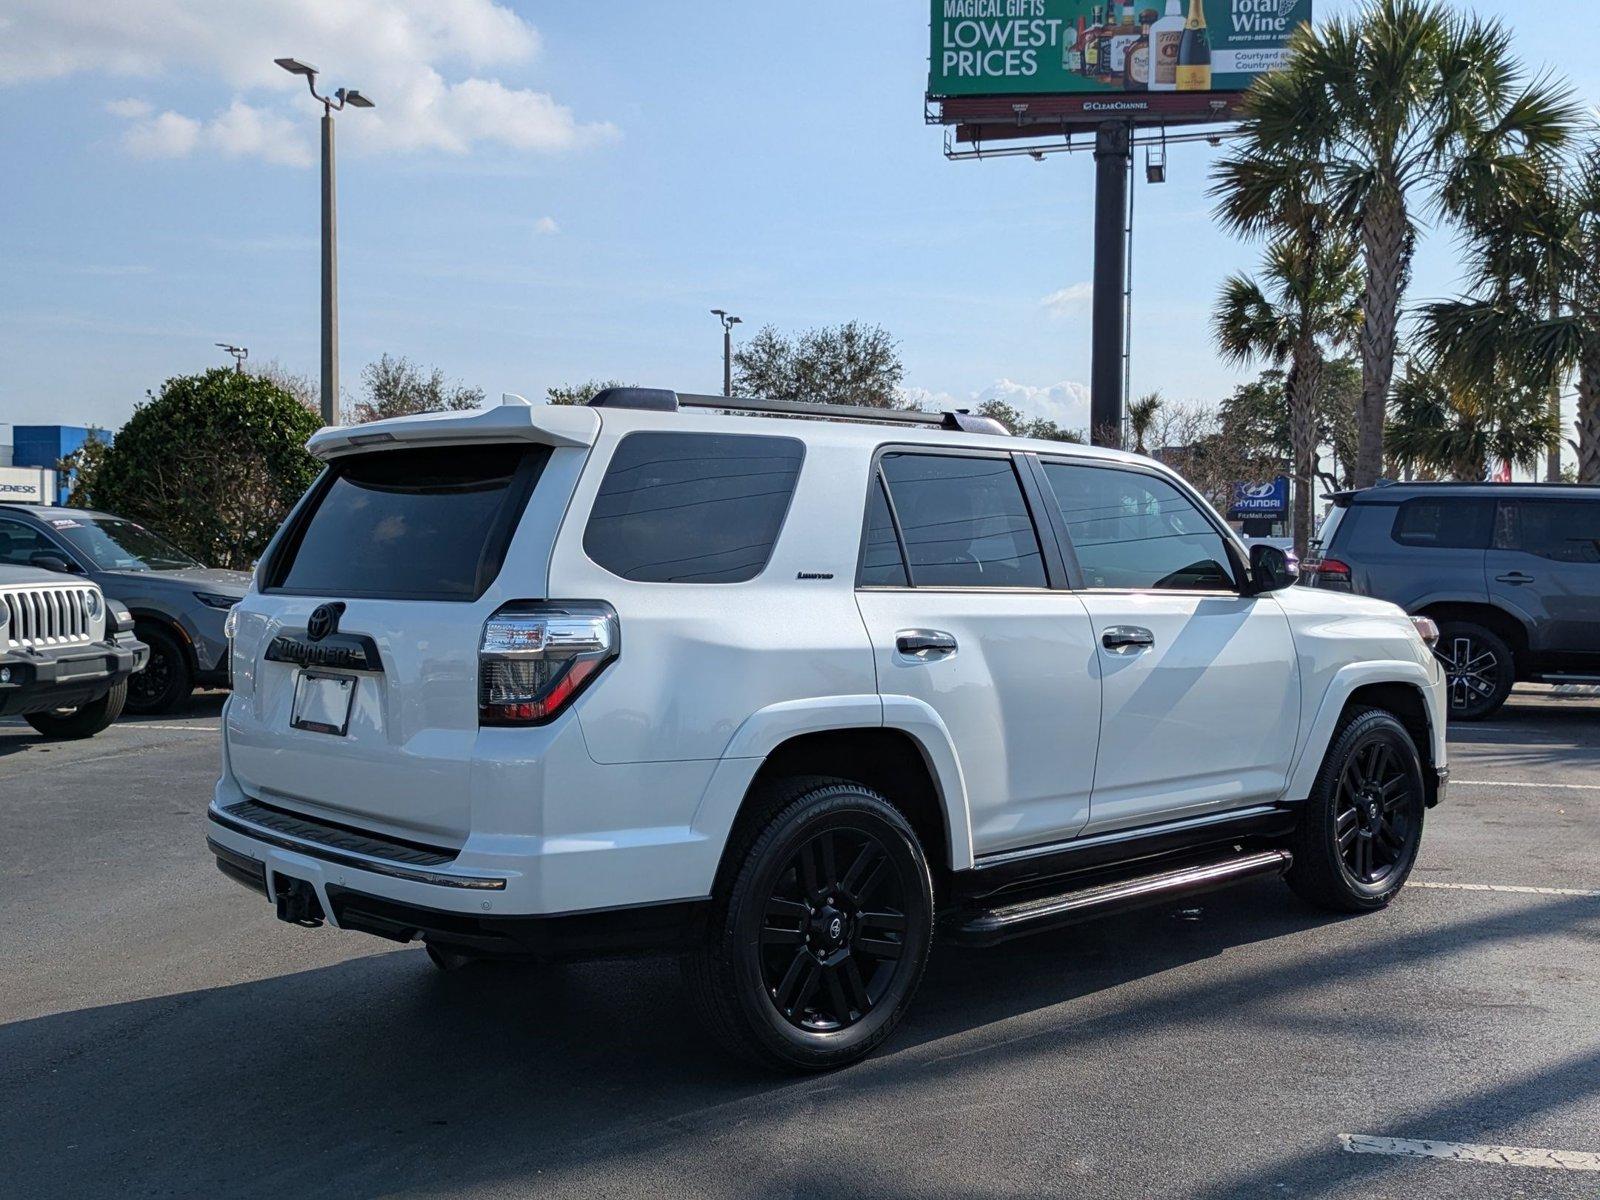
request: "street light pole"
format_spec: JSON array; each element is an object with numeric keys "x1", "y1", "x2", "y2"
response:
[
  {"x1": 710, "y1": 309, "x2": 742, "y2": 397},
  {"x1": 275, "y1": 58, "x2": 374, "y2": 426}
]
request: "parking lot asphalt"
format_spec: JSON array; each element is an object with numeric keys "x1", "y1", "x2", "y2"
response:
[{"x1": 2, "y1": 691, "x2": 1597, "y2": 1199}]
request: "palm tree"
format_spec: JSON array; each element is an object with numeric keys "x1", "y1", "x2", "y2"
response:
[
  {"x1": 1422, "y1": 139, "x2": 1600, "y2": 481},
  {"x1": 1127, "y1": 392, "x2": 1162, "y2": 455},
  {"x1": 1214, "y1": 235, "x2": 1362, "y2": 556},
  {"x1": 1215, "y1": 0, "x2": 1578, "y2": 489},
  {"x1": 1386, "y1": 359, "x2": 1555, "y2": 481}
]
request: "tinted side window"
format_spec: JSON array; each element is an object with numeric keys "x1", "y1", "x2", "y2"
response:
[
  {"x1": 878, "y1": 453, "x2": 1046, "y2": 588},
  {"x1": 583, "y1": 432, "x2": 804, "y2": 583},
  {"x1": 0, "y1": 520, "x2": 57, "y2": 567},
  {"x1": 859, "y1": 474, "x2": 909, "y2": 587},
  {"x1": 1495, "y1": 500, "x2": 1600, "y2": 563},
  {"x1": 1391, "y1": 498, "x2": 1493, "y2": 549},
  {"x1": 1044, "y1": 462, "x2": 1236, "y2": 591}
]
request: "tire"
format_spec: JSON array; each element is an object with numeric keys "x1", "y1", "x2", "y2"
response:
[
  {"x1": 25, "y1": 678, "x2": 128, "y2": 740},
  {"x1": 1433, "y1": 620, "x2": 1514, "y2": 721},
  {"x1": 682, "y1": 776, "x2": 935, "y2": 1072},
  {"x1": 1285, "y1": 708, "x2": 1426, "y2": 913},
  {"x1": 126, "y1": 624, "x2": 193, "y2": 715}
]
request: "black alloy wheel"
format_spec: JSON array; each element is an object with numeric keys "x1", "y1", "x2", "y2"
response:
[
  {"x1": 1286, "y1": 708, "x2": 1426, "y2": 912},
  {"x1": 683, "y1": 777, "x2": 934, "y2": 1072},
  {"x1": 126, "y1": 624, "x2": 192, "y2": 715},
  {"x1": 760, "y1": 826, "x2": 909, "y2": 1032},
  {"x1": 1433, "y1": 620, "x2": 1514, "y2": 721},
  {"x1": 1333, "y1": 738, "x2": 1416, "y2": 887}
]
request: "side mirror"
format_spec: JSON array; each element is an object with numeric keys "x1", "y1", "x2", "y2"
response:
[
  {"x1": 31, "y1": 552, "x2": 83, "y2": 575},
  {"x1": 1249, "y1": 543, "x2": 1294, "y2": 593}
]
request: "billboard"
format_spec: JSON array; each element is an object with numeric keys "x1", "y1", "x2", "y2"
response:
[{"x1": 929, "y1": 0, "x2": 1309, "y2": 99}]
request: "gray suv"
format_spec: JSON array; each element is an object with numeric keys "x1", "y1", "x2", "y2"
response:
[
  {"x1": 0, "y1": 504, "x2": 250, "y2": 713},
  {"x1": 1302, "y1": 482, "x2": 1600, "y2": 719}
]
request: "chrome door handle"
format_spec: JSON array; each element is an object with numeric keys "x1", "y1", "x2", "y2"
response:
[
  {"x1": 1102, "y1": 625, "x2": 1155, "y2": 652},
  {"x1": 1495, "y1": 572, "x2": 1534, "y2": 585},
  {"x1": 896, "y1": 630, "x2": 957, "y2": 656}
]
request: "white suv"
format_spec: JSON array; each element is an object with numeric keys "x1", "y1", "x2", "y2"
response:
[{"x1": 208, "y1": 389, "x2": 1448, "y2": 1071}]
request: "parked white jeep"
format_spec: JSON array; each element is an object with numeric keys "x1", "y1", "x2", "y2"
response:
[
  {"x1": 1, "y1": 564, "x2": 147, "y2": 738},
  {"x1": 208, "y1": 390, "x2": 1448, "y2": 1070}
]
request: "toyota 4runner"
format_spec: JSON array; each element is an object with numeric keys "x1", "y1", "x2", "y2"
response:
[{"x1": 208, "y1": 390, "x2": 1448, "y2": 1071}]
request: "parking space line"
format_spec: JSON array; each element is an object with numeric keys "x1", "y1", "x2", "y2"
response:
[
  {"x1": 1454, "y1": 779, "x2": 1600, "y2": 791},
  {"x1": 129, "y1": 724, "x2": 219, "y2": 733},
  {"x1": 1411, "y1": 881, "x2": 1600, "y2": 898},
  {"x1": 1340, "y1": 1133, "x2": 1600, "y2": 1171}
]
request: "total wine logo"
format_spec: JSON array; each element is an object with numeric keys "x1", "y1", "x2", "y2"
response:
[{"x1": 1230, "y1": 0, "x2": 1302, "y2": 34}]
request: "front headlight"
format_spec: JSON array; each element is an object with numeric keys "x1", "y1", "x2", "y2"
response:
[
  {"x1": 1409, "y1": 615, "x2": 1440, "y2": 649},
  {"x1": 85, "y1": 589, "x2": 103, "y2": 618},
  {"x1": 195, "y1": 591, "x2": 238, "y2": 611}
]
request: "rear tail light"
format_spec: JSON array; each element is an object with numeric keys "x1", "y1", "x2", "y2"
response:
[
  {"x1": 478, "y1": 601, "x2": 618, "y2": 726},
  {"x1": 1304, "y1": 556, "x2": 1353, "y2": 589}
]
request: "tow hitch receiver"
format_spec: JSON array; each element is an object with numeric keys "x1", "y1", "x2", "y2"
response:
[{"x1": 273, "y1": 874, "x2": 325, "y2": 927}]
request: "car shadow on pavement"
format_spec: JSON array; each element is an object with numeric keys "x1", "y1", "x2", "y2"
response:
[{"x1": 3, "y1": 882, "x2": 1596, "y2": 1198}]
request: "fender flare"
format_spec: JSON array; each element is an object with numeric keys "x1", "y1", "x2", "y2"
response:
[
  {"x1": 690, "y1": 693, "x2": 975, "y2": 875},
  {"x1": 1282, "y1": 660, "x2": 1443, "y2": 803},
  {"x1": 127, "y1": 608, "x2": 198, "y2": 673}
]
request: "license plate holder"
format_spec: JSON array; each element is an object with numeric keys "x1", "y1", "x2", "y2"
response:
[{"x1": 290, "y1": 670, "x2": 356, "y2": 736}]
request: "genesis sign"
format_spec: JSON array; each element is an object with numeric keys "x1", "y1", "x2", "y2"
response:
[
  {"x1": 929, "y1": 0, "x2": 1309, "y2": 99},
  {"x1": 0, "y1": 466, "x2": 55, "y2": 504}
]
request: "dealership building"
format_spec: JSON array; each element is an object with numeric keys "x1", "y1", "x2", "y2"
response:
[{"x1": 0, "y1": 425, "x2": 102, "y2": 505}]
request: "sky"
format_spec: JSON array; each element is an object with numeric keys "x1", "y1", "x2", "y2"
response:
[{"x1": 1, "y1": 0, "x2": 1596, "y2": 453}]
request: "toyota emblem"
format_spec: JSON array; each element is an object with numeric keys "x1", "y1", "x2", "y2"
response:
[
  {"x1": 306, "y1": 603, "x2": 343, "y2": 642},
  {"x1": 828, "y1": 917, "x2": 843, "y2": 941}
]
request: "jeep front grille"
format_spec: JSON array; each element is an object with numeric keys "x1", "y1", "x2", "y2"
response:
[{"x1": 2, "y1": 586, "x2": 99, "y2": 651}]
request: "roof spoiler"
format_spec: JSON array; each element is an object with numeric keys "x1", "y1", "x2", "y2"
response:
[{"x1": 588, "y1": 387, "x2": 1010, "y2": 437}]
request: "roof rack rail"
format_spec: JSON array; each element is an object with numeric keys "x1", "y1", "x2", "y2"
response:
[{"x1": 587, "y1": 387, "x2": 1009, "y2": 436}]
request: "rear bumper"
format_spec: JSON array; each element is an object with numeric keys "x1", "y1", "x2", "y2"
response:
[
  {"x1": 207, "y1": 834, "x2": 706, "y2": 961},
  {"x1": 0, "y1": 636, "x2": 146, "y2": 716}
]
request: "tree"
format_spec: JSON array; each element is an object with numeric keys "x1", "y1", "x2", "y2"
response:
[
  {"x1": 1386, "y1": 359, "x2": 1555, "y2": 481},
  {"x1": 1216, "y1": 0, "x2": 1578, "y2": 488},
  {"x1": 974, "y1": 398, "x2": 1085, "y2": 443},
  {"x1": 349, "y1": 354, "x2": 484, "y2": 424},
  {"x1": 1421, "y1": 140, "x2": 1600, "y2": 481},
  {"x1": 546, "y1": 379, "x2": 629, "y2": 406},
  {"x1": 251, "y1": 360, "x2": 319, "y2": 414},
  {"x1": 81, "y1": 369, "x2": 321, "y2": 569},
  {"x1": 733, "y1": 322, "x2": 906, "y2": 408},
  {"x1": 57, "y1": 429, "x2": 112, "y2": 508},
  {"x1": 1126, "y1": 392, "x2": 1163, "y2": 455},
  {"x1": 1214, "y1": 233, "x2": 1361, "y2": 554}
]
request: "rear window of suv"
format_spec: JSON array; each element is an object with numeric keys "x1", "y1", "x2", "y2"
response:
[
  {"x1": 266, "y1": 444, "x2": 548, "y2": 600},
  {"x1": 583, "y1": 431, "x2": 804, "y2": 583}
]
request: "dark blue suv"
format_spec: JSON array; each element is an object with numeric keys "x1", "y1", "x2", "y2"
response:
[{"x1": 1302, "y1": 482, "x2": 1600, "y2": 719}]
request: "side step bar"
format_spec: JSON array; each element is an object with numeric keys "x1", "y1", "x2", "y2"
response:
[{"x1": 947, "y1": 849, "x2": 1293, "y2": 947}]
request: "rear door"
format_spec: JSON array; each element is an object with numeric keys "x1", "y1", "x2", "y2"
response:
[
  {"x1": 1037, "y1": 459, "x2": 1299, "y2": 834},
  {"x1": 226, "y1": 442, "x2": 556, "y2": 844},
  {"x1": 853, "y1": 448, "x2": 1102, "y2": 855},
  {"x1": 1486, "y1": 497, "x2": 1600, "y2": 669}
]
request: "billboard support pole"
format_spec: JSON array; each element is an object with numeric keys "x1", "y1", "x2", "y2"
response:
[{"x1": 1091, "y1": 120, "x2": 1131, "y2": 448}]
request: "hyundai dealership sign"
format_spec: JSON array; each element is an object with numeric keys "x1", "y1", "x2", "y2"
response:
[{"x1": 1228, "y1": 476, "x2": 1288, "y2": 519}]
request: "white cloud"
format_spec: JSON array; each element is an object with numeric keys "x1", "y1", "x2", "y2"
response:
[
  {"x1": 6, "y1": 0, "x2": 615, "y2": 164},
  {"x1": 1039, "y1": 282, "x2": 1094, "y2": 316},
  {"x1": 103, "y1": 96, "x2": 151, "y2": 118},
  {"x1": 903, "y1": 378, "x2": 1092, "y2": 434},
  {"x1": 533, "y1": 215, "x2": 559, "y2": 235}
]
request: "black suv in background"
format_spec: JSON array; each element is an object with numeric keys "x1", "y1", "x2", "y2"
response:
[{"x1": 1302, "y1": 483, "x2": 1600, "y2": 719}]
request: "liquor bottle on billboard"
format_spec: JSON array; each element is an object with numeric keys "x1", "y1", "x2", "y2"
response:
[
  {"x1": 1085, "y1": 5, "x2": 1103, "y2": 75},
  {"x1": 1148, "y1": 0, "x2": 1185, "y2": 91},
  {"x1": 1107, "y1": 0, "x2": 1140, "y2": 76},
  {"x1": 1123, "y1": 31, "x2": 1150, "y2": 90},
  {"x1": 1175, "y1": 0, "x2": 1212, "y2": 91},
  {"x1": 1064, "y1": 15, "x2": 1086, "y2": 72}
]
